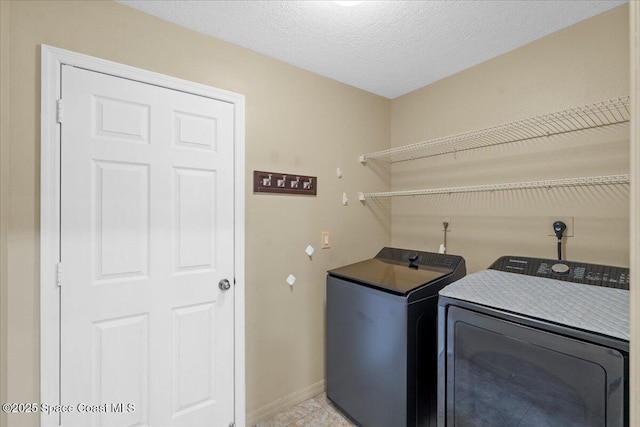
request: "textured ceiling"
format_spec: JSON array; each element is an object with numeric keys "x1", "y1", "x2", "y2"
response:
[{"x1": 118, "y1": 0, "x2": 627, "y2": 99}]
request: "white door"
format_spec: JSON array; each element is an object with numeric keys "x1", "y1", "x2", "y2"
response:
[{"x1": 60, "y1": 65, "x2": 235, "y2": 426}]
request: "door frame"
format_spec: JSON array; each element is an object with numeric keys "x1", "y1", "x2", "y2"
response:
[{"x1": 40, "y1": 45, "x2": 246, "y2": 427}]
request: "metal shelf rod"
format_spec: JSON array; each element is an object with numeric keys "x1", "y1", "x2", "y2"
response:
[
  {"x1": 358, "y1": 174, "x2": 630, "y2": 201},
  {"x1": 358, "y1": 96, "x2": 630, "y2": 164}
]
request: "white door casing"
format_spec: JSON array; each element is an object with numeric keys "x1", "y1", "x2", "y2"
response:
[{"x1": 41, "y1": 46, "x2": 246, "y2": 427}]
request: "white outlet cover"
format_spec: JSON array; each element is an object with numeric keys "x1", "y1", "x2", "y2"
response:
[
  {"x1": 305, "y1": 245, "x2": 315, "y2": 256},
  {"x1": 287, "y1": 274, "x2": 296, "y2": 286},
  {"x1": 336, "y1": 167, "x2": 342, "y2": 178},
  {"x1": 342, "y1": 192, "x2": 348, "y2": 206}
]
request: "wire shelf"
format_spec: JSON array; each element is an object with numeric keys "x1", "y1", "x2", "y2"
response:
[
  {"x1": 359, "y1": 96, "x2": 630, "y2": 163},
  {"x1": 358, "y1": 174, "x2": 630, "y2": 201}
]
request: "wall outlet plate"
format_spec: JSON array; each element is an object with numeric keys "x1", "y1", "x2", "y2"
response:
[{"x1": 546, "y1": 216, "x2": 574, "y2": 237}]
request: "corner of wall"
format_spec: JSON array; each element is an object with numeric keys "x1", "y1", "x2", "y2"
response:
[
  {"x1": 628, "y1": 3, "x2": 639, "y2": 426},
  {"x1": 0, "y1": 1, "x2": 11, "y2": 425}
]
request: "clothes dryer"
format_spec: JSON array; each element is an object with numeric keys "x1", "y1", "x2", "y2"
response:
[{"x1": 438, "y1": 256, "x2": 630, "y2": 427}]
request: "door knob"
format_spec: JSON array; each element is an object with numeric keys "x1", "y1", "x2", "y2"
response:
[{"x1": 219, "y1": 278, "x2": 231, "y2": 291}]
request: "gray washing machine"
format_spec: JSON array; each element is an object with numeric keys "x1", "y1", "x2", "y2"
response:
[
  {"x1": 438, "y1": 256, "x2": 630, "y2": 427},
  {"x1": 327, "y1": 247, "x2": 466, "y2": 427}
]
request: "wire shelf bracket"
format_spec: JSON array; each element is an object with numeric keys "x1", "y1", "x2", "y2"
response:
[
  {"x1": 358, "y1": 174, "x2": 630, "y2": 201},
  {"x1": 358, "y1": 96, "x2": 630, "y2": 164}
]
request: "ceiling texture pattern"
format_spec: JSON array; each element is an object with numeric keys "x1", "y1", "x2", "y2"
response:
[{"x1": 118, "y1": 0, "x2": 627, "y2": 99}]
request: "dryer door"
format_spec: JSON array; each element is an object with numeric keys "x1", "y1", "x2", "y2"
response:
[{"x1": 442, "y1": 306, "x2": 626, "y2": 427}]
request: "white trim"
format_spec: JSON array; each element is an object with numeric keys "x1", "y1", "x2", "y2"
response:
[
  {"x1": 245, "y1": 380, "x2": 326, "y2": 426},
  {"x1": 233, "y1": 73, "x2": 247, "y2": 427},
  {"x1": 40, "y1": 45, "x2": 63, "y2": 427},
  {"x1": 629, "y1": 3, "x2": 639, "y2": 426},
  {"x1": 40, "y1": 45, "x2": 246, "y2": 426}
]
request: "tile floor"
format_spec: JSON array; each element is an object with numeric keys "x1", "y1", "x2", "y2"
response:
[{"x1": 252, "y1": 392, "x2": 355, "y2": 427}]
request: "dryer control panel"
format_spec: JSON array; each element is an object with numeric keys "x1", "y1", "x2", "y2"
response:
[{"x1": 490, "y1": 256, "x2": 630, "y2": 290}]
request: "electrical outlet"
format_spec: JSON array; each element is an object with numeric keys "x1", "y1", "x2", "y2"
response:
[{"x1": 547, "y1": 216, "x2": 574, "y2": 237}]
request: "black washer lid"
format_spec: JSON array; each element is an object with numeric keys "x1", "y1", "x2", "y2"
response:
[{"x1": 328, "y1": 247, "x2": 456, "y2": 295}]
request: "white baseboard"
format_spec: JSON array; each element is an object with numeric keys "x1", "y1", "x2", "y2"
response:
[{"x1": 246, "y1": 379, "x2": 326, "y2": 426}]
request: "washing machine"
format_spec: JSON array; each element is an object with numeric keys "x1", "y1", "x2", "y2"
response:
[
  {"x1": 327, "y1": 247, "x2": 466, "y2": 427},
  {"x1": 437, "y1": 255, "x2": 630, "y2": 427}
]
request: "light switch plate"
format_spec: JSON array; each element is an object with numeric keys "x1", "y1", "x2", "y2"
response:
[{"x1": 321, "y1": 231, "x2": 331, "y2": 249}]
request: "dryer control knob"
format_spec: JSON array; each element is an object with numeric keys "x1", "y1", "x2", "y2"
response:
[{"x1": 551, "y1": 263, "x2": 570, "y2": 275}]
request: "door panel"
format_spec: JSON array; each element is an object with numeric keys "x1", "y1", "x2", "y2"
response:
[
  {"x1": 60, "y1": 65, "x2": 234, "y2": 426},
  {"x1": 92, "y1": 314, "x2": 149, "y2": 427},
  {"x1": 95, "y1": 161, "x2": 150, "y2": 281},
  {"x1": 94, "y1": 95, "x2": 150, "y2": 143},
  {"x1": 174, "y1": 168, "x2": 216, "y2": 273},
  {"x1": 172, "y1": 303, "x2": 216, "y2": 417},
  {"x1": 173, "y1": 111, "x2": 217, "y2": 151}
]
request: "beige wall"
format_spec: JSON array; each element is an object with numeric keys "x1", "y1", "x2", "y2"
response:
[
  {"x1": 389, "y1": 5, "x2": 630, "y2": 273},
  {"x1": 0, "y1": 1, "x2": 390, "y2": 425},
  {"x1": 0, "y1": 1, "x2": 9, "y2": 426},
  {"x1": 0, "y1": 1, "x2": 633, "y2": 426}
]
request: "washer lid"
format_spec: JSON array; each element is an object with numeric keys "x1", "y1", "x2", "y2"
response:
[{"x1": 329, "y1": 257, "x2": 452, "y2": 295}]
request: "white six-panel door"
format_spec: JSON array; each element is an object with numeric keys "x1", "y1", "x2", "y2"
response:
[{"x1": 60, "y1": 65, "x2": 235, "y2": 426}]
